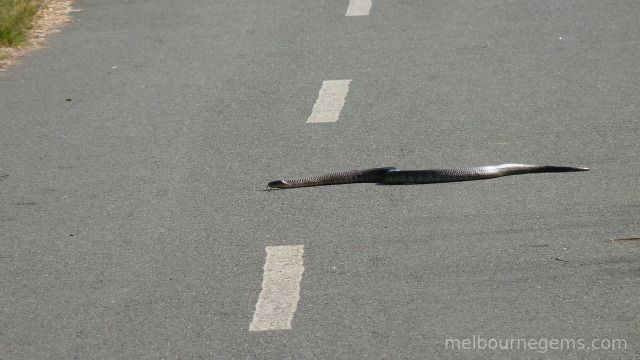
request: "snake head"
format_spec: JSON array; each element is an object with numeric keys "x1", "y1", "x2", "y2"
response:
[{"x1": 267, "y1": 180, "x2": 287, "y2": 189}]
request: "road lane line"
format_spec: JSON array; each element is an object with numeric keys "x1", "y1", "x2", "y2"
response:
[
  {"x1": 249, "y1": 245, "x2": 305, "y2": 331},
  {"x1": 346, "y1": 0, "x2": 372, "y2": 16},
  {"x1": 306, "y1": 80, "x2": 352, "y2": 123}
]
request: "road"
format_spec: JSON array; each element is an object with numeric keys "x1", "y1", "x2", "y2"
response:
[{"x1": 1, "y1": 0, "x2": 638, "y2": 358}]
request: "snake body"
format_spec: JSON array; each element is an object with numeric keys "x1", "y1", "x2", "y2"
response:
[{"x1": 267, "y1": 164, "x2": 589, "y2": 189}]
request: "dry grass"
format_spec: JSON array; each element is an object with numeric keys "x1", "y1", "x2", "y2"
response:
[
  {"x1": 0, "y1": 0, "x2": 42, "y2": 46},
  {"x1": 0, "y1": 0, "x2": 76, "y2": 70}
]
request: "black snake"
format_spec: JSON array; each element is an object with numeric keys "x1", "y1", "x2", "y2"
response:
[{"x1": 267, "y1": 164, "x2": 589, "y2": 190}]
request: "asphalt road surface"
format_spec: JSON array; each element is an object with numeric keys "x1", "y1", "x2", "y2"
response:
[{"x1": 1, "y1": 0, "x2": 638, "y2": 358}]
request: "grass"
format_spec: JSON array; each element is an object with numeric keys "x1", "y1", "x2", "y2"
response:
[
  {"x1": 0, "y1": 0, "x2": 74, "y2": 70},
  {"x1": 0, "y1": 0, "x2": 44, "y2": 47}
]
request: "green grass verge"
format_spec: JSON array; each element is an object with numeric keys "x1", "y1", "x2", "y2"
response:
[{"x1": 0, "y1": 0, "x2": 44, "y2": 46}]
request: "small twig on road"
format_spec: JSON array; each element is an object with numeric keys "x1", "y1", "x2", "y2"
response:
[
  {"x1": 519, "y1": 244, "x2": 567, "y2": 250},
  {"x1": 603, "y1": 237, "x2": 640, "y2": 244}
]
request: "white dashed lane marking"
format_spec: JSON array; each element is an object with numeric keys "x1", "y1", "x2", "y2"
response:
[
  {"x1": 249, "y1": 245, "x2": 305, "y2": 331},
  {"x1": 346, "y1": 0, "x2": 372, "y2": 16},
  {"x1": 306, "y1": 80, "x2": 352, "y2": 123}
]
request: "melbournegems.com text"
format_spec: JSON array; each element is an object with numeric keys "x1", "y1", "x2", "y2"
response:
[{"x1": 445, "y1": 335, "x2": 627, "y2": 354}]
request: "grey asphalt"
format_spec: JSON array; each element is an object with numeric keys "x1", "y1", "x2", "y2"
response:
[{"x1": 1, "y1": 0, "x2": 638, "y2": 358}]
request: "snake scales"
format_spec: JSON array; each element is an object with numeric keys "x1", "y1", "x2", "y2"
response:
[{"x1": 267, "y1": 164, "x2": 589, "y2": 189}]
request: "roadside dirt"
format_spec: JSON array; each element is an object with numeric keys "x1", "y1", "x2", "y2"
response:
[{"x1": 0, "y1": 0, "x2": 77, "y2": 71}]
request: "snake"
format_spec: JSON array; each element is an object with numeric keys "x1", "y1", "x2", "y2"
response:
[{"x1": 267, "y1": 164, "x2": 589, "y2": 189}]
